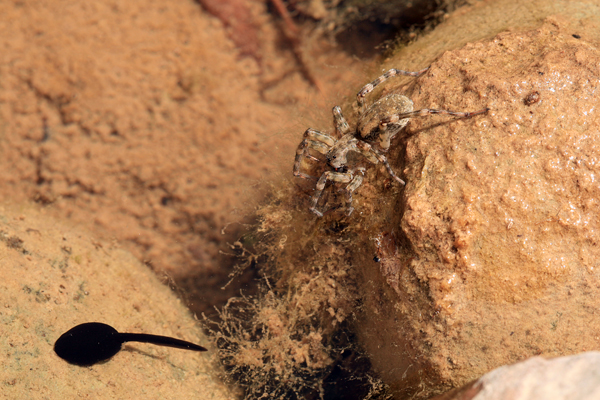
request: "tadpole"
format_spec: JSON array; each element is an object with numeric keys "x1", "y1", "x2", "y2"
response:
[{"x1": 54, "y1": 322, "x2": 207, "y2": 366}]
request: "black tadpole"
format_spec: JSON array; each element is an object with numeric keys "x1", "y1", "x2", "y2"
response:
[{"x1": 54, "y1": 322, "x2": 207, "y2": 366}]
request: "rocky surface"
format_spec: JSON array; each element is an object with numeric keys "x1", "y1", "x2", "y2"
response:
[
  {"x1": 434, "y1": 352, "x2": 600, "y2": 400},
  {"x1": 0, "y1": 203, "x2": 234, "y2": 399},
  {"x1": 0, "y1": 0, "x2": 363, "y2": 319},
  {"x1": 353, "y1": 14, "x2": 600, "y2": 399}
]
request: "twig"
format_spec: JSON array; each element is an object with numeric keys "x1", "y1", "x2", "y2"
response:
[{"x1": 269, "y1": 0, "x2": 324, "y2": 93}]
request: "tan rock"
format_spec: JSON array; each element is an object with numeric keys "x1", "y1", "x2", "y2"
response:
[
  {"x1": 434, "y1": 352, "x2": 600, "y2": 400},
  {"x1": 0, "y1": 203, "x2": 234, "y2": 399},
  {"x1": 354, "y1": 11, "x2": 600, "y2": 400}
]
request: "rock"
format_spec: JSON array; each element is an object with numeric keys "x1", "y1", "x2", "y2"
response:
[
  {"x1": 354, "y1": 15, "x2": 600, "y2": 399},
  {"x1": 0, "y1": 203, "x2": 234, "y2": 399},
  {"x1": 434, "y1": 352, "x2": 600, "y2": 400}
]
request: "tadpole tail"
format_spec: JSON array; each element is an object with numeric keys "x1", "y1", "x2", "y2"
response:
[{"x1": 118, "y1": 333, "x2": 207, "y2": 352}]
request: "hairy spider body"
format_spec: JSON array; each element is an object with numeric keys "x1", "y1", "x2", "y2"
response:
[
  {"x1": 357, "y1": 93, "x2": 414, "y2": 151},
  {"x1": 294, "y1": 106, "x2": 403, "y2": 217},
  {"x1": 294, "y1": 67, "x2": 489, "y2": 217}
]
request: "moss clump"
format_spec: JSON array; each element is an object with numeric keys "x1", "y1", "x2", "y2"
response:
[{"x1": 206, "y1": 185, "x2": 392, "y2": 399}]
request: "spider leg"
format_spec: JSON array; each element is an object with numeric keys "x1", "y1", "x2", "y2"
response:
[
  {"x1": 355, "y1": 141, "x2": 406, "y2": 185},
  {"x1": 357, "y1": 67, "x2": 429, "y2": 109},
  {"x1": 332, "y1": 106, "x2": 351, "y2": 135},
  {"x1": 380, "y1": 107, "x2": 490, "y2": 127},
  {"x1": 294, "y1": 128, "x2": 336, "y2": 180},
  {"x1": 340, "y1": 168, "x2": 365, "y2": 216},
  {"x1": 310, "y1": 170, "x2": 353, "y2": 217}
]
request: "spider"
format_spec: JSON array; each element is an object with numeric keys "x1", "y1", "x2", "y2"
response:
[{"x1": 293, "y1": 67, "x2": 489, "y2": 217}]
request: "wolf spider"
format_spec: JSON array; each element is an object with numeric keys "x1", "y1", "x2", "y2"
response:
[{"x1": 293, "y1": 67, "x2": 489, "y2": 217}]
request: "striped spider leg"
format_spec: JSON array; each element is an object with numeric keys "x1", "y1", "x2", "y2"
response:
[{"x1": 356, "y1": 67, "x2": 489, "y2": 151}]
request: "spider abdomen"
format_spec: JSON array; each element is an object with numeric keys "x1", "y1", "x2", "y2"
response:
[{"x1": 357, "y1": 93, "x2": 414, "y2": 151}]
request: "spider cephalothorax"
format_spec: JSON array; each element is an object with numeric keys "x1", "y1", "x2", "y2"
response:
[{"x1": 293, "y1": 67, "x2": 488, "y2": 217}]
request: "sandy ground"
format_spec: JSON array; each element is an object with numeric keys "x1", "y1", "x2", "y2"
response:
[
  {"x1": 0, "y1": 203, "x2": 235, "y2": 399},
  {"x1": 0, "y1": 0, "x2": 366, "y2": 318}
]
